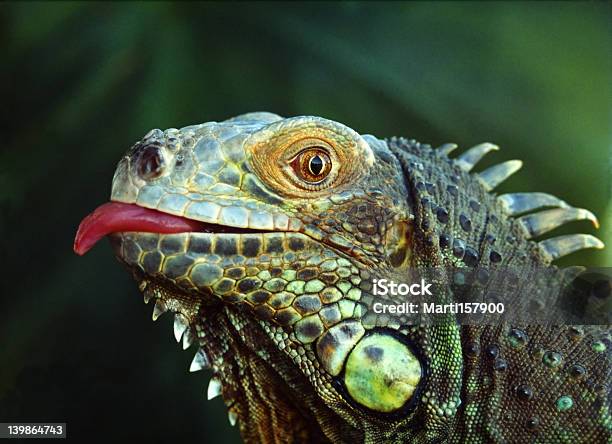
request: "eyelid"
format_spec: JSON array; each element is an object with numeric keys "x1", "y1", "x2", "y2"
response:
[
  {"x1": 287, "y1": 146, "x2": 330, "y2": 166},
  {"x1": 284, "y1": 138, "x2": 334, "y2": 161}
]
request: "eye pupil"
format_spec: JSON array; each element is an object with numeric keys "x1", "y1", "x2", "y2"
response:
[
  {"x1": 309, "y1": 155, "x2": 324, "y2": 175},
  {"x1": 289, "y1": 146, "x2": 333, "y2": 186}
]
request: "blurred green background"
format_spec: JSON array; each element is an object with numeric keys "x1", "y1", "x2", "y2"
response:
[{"x1": 1, "y1": 2, "x2": 610, "y2": 442}]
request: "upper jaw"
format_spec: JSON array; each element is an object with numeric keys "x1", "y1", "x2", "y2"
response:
[
  {"x1": 110, "y1": 129, "x2": 304, "y2": 233},
  {"x1": 111, "y1": 183, "x2": 304, "y2": 232}
]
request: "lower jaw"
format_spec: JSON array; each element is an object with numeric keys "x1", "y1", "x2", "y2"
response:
[
  {"x1": 109, "y1": 254, "x2": 322, "y2": 435},
  {"x1": 112, "y1": 227, "x2": 314, "y2": 266},
  {"x1": 108, "y1": 229, "x2": 325, "y2": 306},
  {"x1": 107, "y1": 231, "x2": 356, "y2": 437}
]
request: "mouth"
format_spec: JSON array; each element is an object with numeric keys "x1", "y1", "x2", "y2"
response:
[
  {"x1": 74, "y1": 201, "x2": 322, "y2": 308},
  {"x1": 74, "y1": 201, "x2": 268, "y2": 256}
]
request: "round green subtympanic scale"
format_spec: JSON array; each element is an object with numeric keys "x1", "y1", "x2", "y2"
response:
[{"x1": 344, "y1": 333, "x2": 422, "y2": 412}]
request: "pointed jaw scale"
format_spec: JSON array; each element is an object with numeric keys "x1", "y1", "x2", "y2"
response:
[{"x1": 73, "y1": 202, "x2": 206, "y2": 256}]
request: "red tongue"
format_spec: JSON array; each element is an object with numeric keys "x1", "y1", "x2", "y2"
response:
[{"x1": 74, "y1": 202, "x2": 204, "y2": 256}]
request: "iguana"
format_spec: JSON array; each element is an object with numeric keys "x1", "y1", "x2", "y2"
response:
[{"x1": 73, "y1": 113, "x2": 611, "y2": 443}]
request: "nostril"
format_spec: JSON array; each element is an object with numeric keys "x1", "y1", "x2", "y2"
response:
[{"x1": 137, "y1": 144, "x2": 165, "y2": 180}]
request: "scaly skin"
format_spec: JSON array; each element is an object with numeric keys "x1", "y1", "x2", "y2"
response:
[{"x1": 89, "y1": 113, "x2": 610, "y2": 442}]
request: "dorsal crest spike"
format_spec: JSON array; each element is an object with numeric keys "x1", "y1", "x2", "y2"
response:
[
  {"x1": 518, "y1": 207, "x2": 599, "y2": 239},
  {"x1": 437, "y1": 143, "x2": 458, "y2": 156},
  {"x1": 455, "y1": 143, "x2": 499, "y2": 172},
  {"x1": 478, "y1": 160, "x2": 523, "y2": 191},
  {"x1": 539, "y1": 234, "x2": 604, "y2": 261},
  {"x1": 498, "y1": 192, "x2": 570, "y2": 215}
]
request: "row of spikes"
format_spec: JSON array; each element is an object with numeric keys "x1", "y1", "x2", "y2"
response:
[
  {"x1": 433, "y1": 140, "x2": 603, "y2": 262},
  {"x1": 141, "y1": 283, "x2": 238, "y2": 427}
]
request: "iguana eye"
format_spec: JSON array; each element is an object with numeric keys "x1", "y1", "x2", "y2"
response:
[
  {"x1": 247, "y1": 121, "x2": 372, "y2": 197},
  {"x1": 289, "y1": 148, "x2": 332, "y2": 184}
]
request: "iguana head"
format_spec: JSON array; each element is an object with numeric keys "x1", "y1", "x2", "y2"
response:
[{"x1": 74, "y1": 112, "x2": 604, "y2": 442}]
